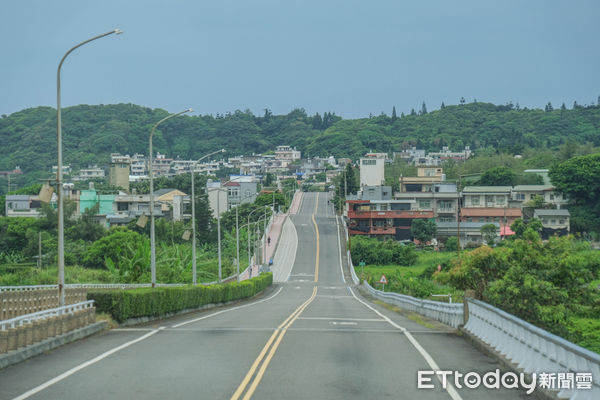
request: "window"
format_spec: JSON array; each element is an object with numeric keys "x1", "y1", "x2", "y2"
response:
[
  {"x1": 419, "y1": 200, "x2": 431, "y2": 209},
  {"x1": 379, "y1": 204, "x2": 388, "y2": 211},
  {"x1": 471, "y1": 196, "x2": 480, "y2": 206},
  {"x1": 117, "y1": 202, "x2": 129, "y2": 211},
  {"x1": 516, "y1": 193, "x2": 525, "y2": 201},
  {"x1": 549, "y1": 194, "x2": 555, "y2": 200},
  {"x1": 467, "y1": 217, "x2": 473, "y2": 222},
  {"x1": 559, "y1": 219, "x2": 565, "y2": 224},
  {"x1": 551, "y1": 219, "x2": 556, "y2": 225},
  {"x1": 485, "y1": 195, "x2": 494, "y2": 205},
  {"x1": 495, "y1": 196, "x2": 505, "y2": 205},
  {"x1": 362, "y1": 159, "x2": 376, "y2": 165}
]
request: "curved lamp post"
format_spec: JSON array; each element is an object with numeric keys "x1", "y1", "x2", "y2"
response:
[
  {"x1": 149, "y1": 108, "x2": 192, "y2": 287},
  {"x1": 191, "y1": 149, "x2": 225, "y2": 285},
  {"x1": 56, "y1": 29, "x2": 122, "y2": 306}
]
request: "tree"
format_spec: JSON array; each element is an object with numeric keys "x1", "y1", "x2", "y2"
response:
[
  {"x1": 549, "y1": 153, "x2": 600, "y2": 206},
  {"x1": 480, "y1": 223, "x2": 498, "y2": 245},
  {"x1": 440, "y1": 102, "x2": 445, "y2": 109},
  {"x1": 411, "y1": 219, "x2": 436, "y2": 243},
  {"x1": 420, "y1": 102, "x2": 428, "y2": 115},
  {"x1": 343, "y1": 163, "x2": 359, "y2": 195},
  {"x1": 478, "y1": 166, "x2": 517, "y2": 186},
  {"x1": 545, "y1": 102, "x2": 554, "y2": 112},
  {"x1": 391, "y1": 106, "x2": 397, "y2": 123},
  {"x1": 460, "y1": 97, "x2": 466, "y2": 105}
]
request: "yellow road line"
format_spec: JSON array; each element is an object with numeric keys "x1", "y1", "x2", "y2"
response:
[
  {"x1": 241, "y1": 286, "x2": 318, "y2": 400},
  {"x1": 230, "y1": 193, "x2": 321, "y2": 400}
]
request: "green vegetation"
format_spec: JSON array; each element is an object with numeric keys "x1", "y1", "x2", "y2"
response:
[
  {"x1": 350, "y1": 236, "x2": 417, "y2": 266},
  {"x1": 3, "y1": 101, "x2": 600, "y2": 196},
  {"x1": 436, "y1": 232, "x2": 600, "y2": 352},
  {"x1": 88, "y1": 273, "x2": 272, "y2": 323}
]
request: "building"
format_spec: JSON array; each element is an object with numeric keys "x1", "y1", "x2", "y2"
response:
[
  {"x1": 346, "y1": 186, "x2": 432, "y2": 241},
  {"x1": 225, "y1": 179, "x2": 257, "y2": 208},
  {"x1": 399, "y1": 167, "x2": 445, "y2": 193},
  {"x1": 206, "y1": 180, "x2": 228, "y2": 218},
  {"x1": 130, "y1": 154, "x2": 147, "y2": 177},
  {"x1": 436, "y1": 221, "x2": 500, "y2": 247},
  {"x1": 394, "y1": 182, "x2": 459, "y2": 224},
  {"x1": 275, "y1": 145, "x2": 301, "y2": 167},
  {"x1": 4, "y1": 195, "x2": 43, "y2": 218},
  {"x1": 534, "y1": 209, "x2": 571, "y2": 239},
  {"x1": 152, "y1": 152, "x2": 173, "y2": 177},
  {"x1": 428, "y1": 146, "x2": 472, "y2": 161},
  {"x1": 460, "y1": 186, "x2": 522, "y2": 229},
  {"x1": 359, "y1": 153, "x2": 386, "y2": 187},
  {"x1": 109, "y1": 192, "x2": 163, "y2": 226},
  {"x1": 512, "y1": 185, "x2": 568, "y2": 208},
  {"x1": 52, "y1": 165, "x2": 72, "y2": 175},
  {"x1": 74, "y1": 166, "x2": 105, "y2": 181},
  {"x1": 109, "y1": 154, "x2": 131, "y2": 191},
  {"x1": 79, "y1": 189, "x2": 117, "y2": 227}
]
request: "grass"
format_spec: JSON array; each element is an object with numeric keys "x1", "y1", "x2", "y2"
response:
[
  {"x1": 357, "y1": 251, "x2": 455, "y2": 280},
  {"x1": 356, "y1": 250, "x2": 461, "y2": 302}
]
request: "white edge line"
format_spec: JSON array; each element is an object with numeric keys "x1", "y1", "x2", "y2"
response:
[
  {"x1": 171, "y1": 286, "x2": 284, "y2": 328},
  {"x1": 348, "y1": 287, "x2": 463, "y2": 400},
  {"x1": 12, "y1": 328, "x2": 164, "y2": 400}
]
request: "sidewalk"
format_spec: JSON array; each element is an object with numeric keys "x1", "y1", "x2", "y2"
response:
[{"x1": 239, "y1": 191, "x2": 301, "y2": 281}]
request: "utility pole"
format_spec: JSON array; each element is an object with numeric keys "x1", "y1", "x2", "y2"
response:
[{"x1": 457, "y1": 175, "x2": 462, "y2": 260}]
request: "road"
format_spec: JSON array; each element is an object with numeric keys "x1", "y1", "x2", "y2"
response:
[{"x1": 0, "y1": 192, "x2": 529, "y2": 399}]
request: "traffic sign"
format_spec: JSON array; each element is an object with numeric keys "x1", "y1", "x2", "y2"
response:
[{"x1": 379, "y1": 275, "x2": 387, "y2": 284}]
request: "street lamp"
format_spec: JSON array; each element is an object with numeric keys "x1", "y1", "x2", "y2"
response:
[
  {"x1": 246, "y1": 205, "x2": 272, "y2": 271},
  {"x1": 149, "y1": 108, "x2": 192, "y2": 287},
  {"x1": 56, "y1": 29, "x2": 122, "y2": 306},
  {"x1": 191, "y1": 149, "x2": 225, "y2": 285},
  {"x1": 206, "y1": 175, "x2": 249, "y2": 282}
]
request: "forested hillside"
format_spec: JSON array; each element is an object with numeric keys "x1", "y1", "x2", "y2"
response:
[{"x1": 1, "y1": 101, "x2": 599, "y2": 190}]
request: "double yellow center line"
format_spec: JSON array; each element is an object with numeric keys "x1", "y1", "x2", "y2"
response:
[{"x1": 230, "y1": 194, "x2": 320, "y2": 400}]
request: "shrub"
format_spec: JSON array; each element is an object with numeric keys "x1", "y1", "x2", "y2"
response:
[{"x1": 88, "y1": 273, "x2": 273, "y2": 323}]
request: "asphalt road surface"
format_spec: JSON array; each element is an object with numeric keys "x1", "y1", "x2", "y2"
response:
[{"x1": 0, "y1": 192, "x2": 531, "y2": 399}]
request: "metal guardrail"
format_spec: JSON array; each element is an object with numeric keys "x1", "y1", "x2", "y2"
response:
[
  {"x1": 1, "y1": 300, "x2": 94, "y2": 330},
  {"x1": 363, "y1": 280, "x2": 463, "y2": 328},
  {"x1": 464, "y1": 298, "x2": 600, "y2": 399}
]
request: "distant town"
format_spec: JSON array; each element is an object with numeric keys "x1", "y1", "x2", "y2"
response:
[{"x1": 5, "y1": 144, "x2": 570, "y2": 247}]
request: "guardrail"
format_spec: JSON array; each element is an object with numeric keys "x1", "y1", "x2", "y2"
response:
[
  {"x1": 464, "y1": 298, "x2": 600, "y2": 399},
  {"x1": 0, "y1": 301, "x2": 94, "y2": 330},
  {"x1": 340, "y1": 217, "x2": 360, "y2": 285},
  {"x1": 0, "y1": 301, "x2": 97, "y2": 354},
  {"x1": 1, "y1": 288, "x2": 87, "y2": 320},
  {"x1": 362, "y1": 280, "x2": 463, "y2": 328}
]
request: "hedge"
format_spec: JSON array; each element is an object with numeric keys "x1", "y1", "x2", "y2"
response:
[{"x1": 87, "y1": 273, "x2": 273, "y2": 323}]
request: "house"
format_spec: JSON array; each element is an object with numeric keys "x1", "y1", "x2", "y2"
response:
[
  {"x1": 460, "y1": 186, "x2": 522, "y2": 227},
  {"x1": 398, "y1": 167, "x2": 445, "y2": 193},
  {"x1": 346, "y1": 186, "x2": 432, "y2": 241},
  {"x1": 5, "y1": 195, "x2": 43, "y2": 218},
  {"x1": 359, "y1": 153, "x2": 387, "y2": 187},
  {"x1": 394, "y1": 182, "x2": 459, "y2": 224},
  {"x1": 225, "y1": 178, "x2": 257, "y2": 207},
  {"x1": 275, "y1": 145, "x2": 301, "y2": 167},
  {"x1": 73, "y1": 166, "x2": 105, "y2": 181},
  {"x1": 533, "y1": 209, "x2": 571, "y2": 239},
  {"x1": 109, "y1": 192, "x2": 163, "y2": 226},
  {"x1": 437, "y1": 222, "x2": 501, "y2": 247},
  {"x1": 206, "y1": 180, "x2": 228, "y2": 218},
  {"x1": 512, "y1": 185, "x2": 568, "y2": 208}
]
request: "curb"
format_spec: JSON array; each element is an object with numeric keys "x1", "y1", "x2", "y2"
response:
[{"x1": 0, "y1": 321, "x2": 107, "y2": 370}]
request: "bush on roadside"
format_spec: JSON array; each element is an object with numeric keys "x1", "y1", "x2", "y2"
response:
[{"x1": 88, "y1": 273, "x2": 273, "y2": 323}]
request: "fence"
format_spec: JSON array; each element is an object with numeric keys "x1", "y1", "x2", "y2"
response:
[
  {"x1": 0, "y1": 288, "x2": 87, "y2": 320},
  {"x1": 0, "y1": 301, "x2": 96, "y2": 354},
  {"x1": 362, "y1": 280, "x2": 464, "y2": 329},
  {"x1": 464, "y1": 298, "x2": 600, "y2": 399}
]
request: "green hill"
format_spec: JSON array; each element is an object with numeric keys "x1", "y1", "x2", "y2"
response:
[{"x1": 1, "y1": 101, "x2": 599, "y2": 192}]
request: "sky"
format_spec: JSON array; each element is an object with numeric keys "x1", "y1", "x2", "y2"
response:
[{"x1": 1, "y1": 0, "x2": 599, "y2": 119}]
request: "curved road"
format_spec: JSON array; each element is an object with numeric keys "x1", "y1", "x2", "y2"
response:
[{"x1": 0, "y1": 192, "x2": 528, "y2": 399}]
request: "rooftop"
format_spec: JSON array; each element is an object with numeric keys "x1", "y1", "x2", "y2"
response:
[
  {"x1": 534, "y1": 209, "x2": 570, "y2": 217},
  {"x1": 462, "y1": 186, "x2": 512, "y2": 193}
]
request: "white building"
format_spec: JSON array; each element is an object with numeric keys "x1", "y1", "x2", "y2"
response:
[
  {"x1": 275, "y1": 145, "x2": 301, "y2": 167},
  {"x1": 206, "y1": 180, "x2": 228, "y2": 218},
  {"x1": 359, "y1": 153, "x2": 386, "y2": 187}
]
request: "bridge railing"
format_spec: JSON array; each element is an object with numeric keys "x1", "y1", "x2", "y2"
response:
[
  {"x1": 362, "y1": 280, "x2": 463, "y2": 328},
  {"x1": 0, "y1": 288, "x2": 87, "y2": 320},
  {"x1": 0, "y1": 300, "x2": 96, "y2": 354},
  {"x1": 464, "y1": 298, "x2": 600, "y2": 399}
]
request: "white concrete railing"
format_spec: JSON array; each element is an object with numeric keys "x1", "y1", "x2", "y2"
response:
[
  {"x1": 0, "y1": 285, "x2": 58, "y2": 293},
  {"x1": 348, "y1": 250, "x2": 360, "y2": 285},
  {"x1": 340, "y1": 217, "x2": 360, "y2": 285},
  {"x1": 363, "y1": 280, "x2": 463, "y2": 328},
  {"x1": 1, "y1": 300, "x2": 94, "y2": 330},
  {"x1": 465, "y1": 298, "x2": 600, "y2": 399}
]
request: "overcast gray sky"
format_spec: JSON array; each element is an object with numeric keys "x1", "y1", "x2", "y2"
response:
[{"x1": 1, "y1": 0, "x2": 599, "y2": 118}]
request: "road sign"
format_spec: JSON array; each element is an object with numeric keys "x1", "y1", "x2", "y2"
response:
[{"x1": 379, "y1": 275, "x2": 387, "y2": 284}]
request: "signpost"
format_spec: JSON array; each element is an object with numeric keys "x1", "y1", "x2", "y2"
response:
[{"x1": 379, "y1": 274, "x2": 387, "y2": 292}]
